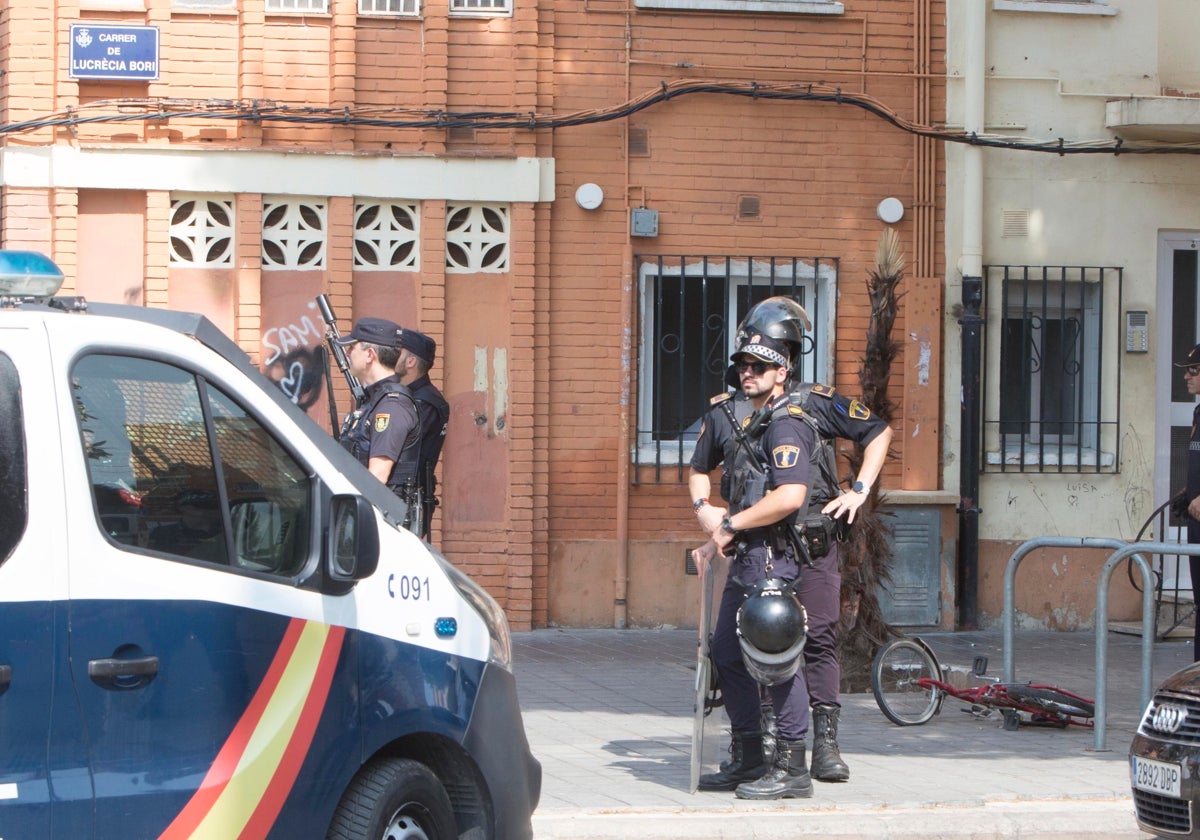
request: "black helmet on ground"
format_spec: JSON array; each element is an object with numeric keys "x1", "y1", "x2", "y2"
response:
[{"x1": 736, "y1": 577, "x2": 808, "y2": 686}]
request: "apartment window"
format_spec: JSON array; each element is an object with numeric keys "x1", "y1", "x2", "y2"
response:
[
  {"x1": 634, "y1": 255, "x2": 836, "y2": 481},
  {"x1": 633, "y1": 0, "x2": 844, "y2": 14},
  {"x1": 983, "y1": 265, "x2": 1122, "y2": 472},
  {"x1": 265, "y1": 0, "x2": 328, "y2": 11},
  {"x1": 449, "y1": 0, "x2": 512, "y2": 16},
  {"x1": 169, "y1": 195, "x2": 234, "y2": 268},
  {"x1": 360, "y1": 0, "x2": 418, "y2": 13}
]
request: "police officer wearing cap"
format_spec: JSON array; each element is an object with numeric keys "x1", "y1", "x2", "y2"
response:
[
  {"x1": 689, "y1": 333, "x2": 817, "y2": 800},
  {"x1": 395, "y1": 328, "x2": 450, "y2": 538},
  {"x1": 1176, "y1": 342, "x2": 1200, "y2": 660},
  {"x1": 692, "y1": 297, "x2": 893, "y2": 785},
  {"x1": 336, "y1": 318, "x2": 421, "y2": 523}
]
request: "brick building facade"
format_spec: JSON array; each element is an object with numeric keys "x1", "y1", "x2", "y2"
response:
[{"x1": 1, "y1": 0, "x2": 949, "y2": 631}]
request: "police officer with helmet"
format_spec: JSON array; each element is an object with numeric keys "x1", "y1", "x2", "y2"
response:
[
  {"x1": 689, "y1": 330, "x2": 819, "y2": 799},
  {"x1": 691, "y1": 296, "x2": 893, "y2": 792},
  {"x1": 336, "y1": 318, "x2": 422, "y2": 526}
]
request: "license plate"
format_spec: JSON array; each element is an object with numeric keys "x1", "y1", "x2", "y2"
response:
[{"x1": 1132, "y1": 755, "x2": 1183, "y2": 798}]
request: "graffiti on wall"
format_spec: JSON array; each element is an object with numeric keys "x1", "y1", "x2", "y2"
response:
[{"x1": 261, "y1": 301, "x2": 328, "y2": 412}]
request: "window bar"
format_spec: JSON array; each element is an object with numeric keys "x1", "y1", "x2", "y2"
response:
[
  {"x1": 1069, "y1": 266, "x2": 1082, "y2": 472},
  {"x1": 1054, "y1": 266, "x2": 1067, "y2": 473}
]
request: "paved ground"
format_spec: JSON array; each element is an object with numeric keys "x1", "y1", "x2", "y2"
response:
[{"x1": 513, "y1": 627, "x2": 1194, "y2": 839}]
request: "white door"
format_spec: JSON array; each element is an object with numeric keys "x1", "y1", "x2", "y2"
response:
[{"x1": 1155, "y1": 234, "x2": 1200, "y2": 597}]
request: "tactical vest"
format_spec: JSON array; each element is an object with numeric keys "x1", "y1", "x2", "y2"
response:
[
  {"x1": 718, "y1": 384, "x2": 841, "y2": 516},
  {"x1": 341, "y1": 379, "x2": 420, "y2": 491}
]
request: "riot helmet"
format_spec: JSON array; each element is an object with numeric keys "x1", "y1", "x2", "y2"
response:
[
  {"x1": 735, "y1": 577, "x2": 808, "y2": 686},
  {"x1": 733, "y1": 296, "x2": 812, "y2": 378}
]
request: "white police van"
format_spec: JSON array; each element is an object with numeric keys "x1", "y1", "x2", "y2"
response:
[{"x1": 0, "y1": 252, "x2": 539, "y2": 839}]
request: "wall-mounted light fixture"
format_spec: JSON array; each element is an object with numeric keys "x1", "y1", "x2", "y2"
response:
[
  {"x1": 575, "y1": 183, "x2": 604, "y2": 210},
  {"x1": 877, "y1": 197, "x2": 905, "y2": 224}
]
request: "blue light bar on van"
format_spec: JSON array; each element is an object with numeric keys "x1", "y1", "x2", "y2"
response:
[
  {"x1": 0, "y1": 250, "x2": 66, "y2": 301},
  {"x1": 434, "y1": 617, "x2": 458, "y2": 639}
]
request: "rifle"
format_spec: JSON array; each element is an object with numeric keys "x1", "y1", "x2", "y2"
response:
[{"x1": 316, "y1": 295, "x2": 366, "y2": 439}]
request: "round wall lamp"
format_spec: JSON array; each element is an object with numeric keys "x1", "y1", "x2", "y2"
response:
[
  {"x1": 876, "y1": 197, "x2": 904, "y2": 224},
  {"x1": 575, "y1": 183, "x2": 604, "y2": 210}
]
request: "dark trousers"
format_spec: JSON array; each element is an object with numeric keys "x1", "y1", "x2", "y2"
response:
[
  {"x1": 1191, "y1": 554, "x2": 1200, "y2": 663},
  {"x1": 711, "y1": 541, "x2": 810, "y2": 740},
  {"x1": 799, "y1": 542, "x2": 841, "y2": 707}
]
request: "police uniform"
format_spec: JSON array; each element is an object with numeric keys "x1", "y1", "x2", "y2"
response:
[
  {"x1": 691, "y1": 391, "x2": 816, "y2": 744},
  {"x1": 341, "y1": 373, "x2": 421, "y2": 497},
  {"x1": 694, "y1": 381, "x2": 889, "y2": 709},
  {"x1": 396, "y1": 329, "x2": 451, "y2": 537},
  {"x1": 1181, "y1": 343, "x2": 1200, "y2": 660}
]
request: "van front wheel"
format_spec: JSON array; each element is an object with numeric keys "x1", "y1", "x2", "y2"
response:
[{"x1": 327, "y1": 757, "x2": 457, "y2": 840}]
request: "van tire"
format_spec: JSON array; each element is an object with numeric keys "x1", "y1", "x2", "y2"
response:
[{"x1": 326, "y1": 757, "x2": 457, "y2": 840}]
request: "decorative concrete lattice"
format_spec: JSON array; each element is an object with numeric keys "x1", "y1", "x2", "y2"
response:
[
  {"x1": 262, "y1": 199, "x2": 327, "y2": 270},
  {"x1": 445, "y1": 203, "x2": 509, "y2": 273},
  {"x1": 169, "y1": 195, "x2": 235, "y2": 267},
  {"x1": 354, "y1": 202, "x2": 420, "y2": 270}
]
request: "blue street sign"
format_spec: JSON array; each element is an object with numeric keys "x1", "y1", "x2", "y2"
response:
[{"x1": 69, "y1": 24, "x2": 160, "y2": 81}]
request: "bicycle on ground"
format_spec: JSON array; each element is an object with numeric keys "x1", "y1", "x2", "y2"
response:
[{"x1": 870, "y1": 636, "x2": 1096, "y2": 730}]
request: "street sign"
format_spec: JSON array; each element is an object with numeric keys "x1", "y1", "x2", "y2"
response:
[{"x1": 69, "y1": 24, "x2": 160, "y2": 81}]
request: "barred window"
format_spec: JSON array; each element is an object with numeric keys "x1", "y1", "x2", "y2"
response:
[
  {"x1": 634, "y1": 255, "x2": 836, "y2": 481},
  {"x1": 983, "y1": 265, "x2": 1122, "y2": 473},
  {"x1": 169, "y1": 195, "x2": 234, "y2": 268},
  {"x1": 449, "y1": 0, "x2": 511, "y2": 16}
]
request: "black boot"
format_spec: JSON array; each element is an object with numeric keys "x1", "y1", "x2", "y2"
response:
[
  {"x1": 734, "y1": 739, "x2": 813, "y2": 800},
  {"x1": 720, "y1": 697, "x2": 776, "y2": 772},
  {"x1": 698, "y1": 730, "x2": 765, "y2": 792},
  {"x1": 810, "y1": 704, "x2": 850, "y2": 782}
]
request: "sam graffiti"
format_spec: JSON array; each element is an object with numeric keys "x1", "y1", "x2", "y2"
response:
[{"x1": 261, "y1": 304, "x2": 329, "y2": 412}]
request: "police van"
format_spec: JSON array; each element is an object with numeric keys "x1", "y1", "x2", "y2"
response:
[{"x1": 0, "y1": 252, "x2": 539, "y2": 839}]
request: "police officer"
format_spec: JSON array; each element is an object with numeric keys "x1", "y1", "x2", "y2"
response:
[
  {"x1": 689, "y1": 333, "x2": 817, "y2": 800},
  {"x1": 395, "y1": 328, "x2": 449, "y2": 539},
  {"x1": 1176, "y1": 343, "x2": 1200, "y2": 660},
  {"x1": 336, "y1": 318, "x2": 421, "y2": 524},
  {"x1": 694, "y1": 296, "x2": 893, "y2": 784}
]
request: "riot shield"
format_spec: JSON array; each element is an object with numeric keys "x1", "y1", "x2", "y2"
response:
[{"x1": 690, "y1": 548, "x2": 726, "y2": 793}]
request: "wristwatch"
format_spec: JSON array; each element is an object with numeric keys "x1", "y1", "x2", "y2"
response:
[
  {"x1": 720, "y1": 516, "x2": 739, "y2": 536},
  {"x1": 851, "y1": 480, "x2": 870, "y2": 494},
  {"x1": 693, "y1": 498, "x2": 709, "y2": 513}
]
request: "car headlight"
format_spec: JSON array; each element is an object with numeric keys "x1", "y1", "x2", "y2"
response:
[{"x1": 435, "y1": 552, "x2": 513, "y2": 672}]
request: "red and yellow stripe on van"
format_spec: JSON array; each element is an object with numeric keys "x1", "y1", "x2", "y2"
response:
[{"x1": 159, "y1": 618, "x2": 346, "y2": 840}]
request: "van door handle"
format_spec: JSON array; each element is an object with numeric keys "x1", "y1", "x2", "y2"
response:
[
  {"x1": 0, "y1": 664, "x2": 10, "y2": 696},
  {"x1": 88, "y1": 655, "x2": 159, "y2": 690}
]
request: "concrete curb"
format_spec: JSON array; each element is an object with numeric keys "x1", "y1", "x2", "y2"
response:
[{"x1": 533, "y1": 797, "x2": 1144, "y2": 839}]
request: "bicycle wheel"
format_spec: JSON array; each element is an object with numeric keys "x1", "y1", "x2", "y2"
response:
[
  {"x1": 1005, "y1": 685, "x2": 1095, "y2": 720},
  {"x1": 872, "y1": 638, "x2": 941, "y2": 726}
]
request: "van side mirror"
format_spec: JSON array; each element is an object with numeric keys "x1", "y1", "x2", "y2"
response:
[{"x1": 327, "y1": 495, "x2": 379, "y2": 583}]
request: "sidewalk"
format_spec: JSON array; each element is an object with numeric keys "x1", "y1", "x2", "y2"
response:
[{"x1": 514, "y1": 627, "x2": 1193, "y2": 839}]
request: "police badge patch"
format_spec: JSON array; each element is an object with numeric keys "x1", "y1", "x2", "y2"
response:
[
  {"x1": 772, "y1": 444, "x2": 801, "y2": 469},
  {"x1": 374, "y1": 413, "x2": 390, "y2": 433},
  {"x1": 849, "y1": 400, "x2": 872, "y2": 420}
]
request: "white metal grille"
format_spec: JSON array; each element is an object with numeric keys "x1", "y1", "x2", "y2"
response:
[
  {"x1": 354, "y1": 202, "x2": 420, "y2": 270},
  {"x1": 359, "y1": 0, "x2": 419, "y2": 13},
  {"x1": 262, "y1": 199, "x2": 327, "y2": 270},
  {"x1": 445, "y1": 204, "x2": 509, "y2": 273},
  {"x1": 169, "y1": 195, "x2": 235, "y2": 268}
]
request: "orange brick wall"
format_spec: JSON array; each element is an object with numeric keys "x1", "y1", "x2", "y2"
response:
[{"x1": 1, "y1": 0, "x2": 946, "y2": 630}]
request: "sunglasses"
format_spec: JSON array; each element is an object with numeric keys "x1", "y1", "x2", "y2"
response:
[
  {"x1": 734, "y1": 360, "x2": 776, "y2": 376},
  {"x1": 1186, "y1": 365, "x2": 1200, "y2": 377}
]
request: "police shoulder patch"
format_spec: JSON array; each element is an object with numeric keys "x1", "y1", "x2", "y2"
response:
[
  {"x1": 849, "y1": 399, "x2": 872, "y2": 420},
  {"x1": 786, "y1": 405, "x2": 806, "y2": 418},
  {"x1": 810, "y1": 383, "x2": 835, "y2": 398},
  {"x1": 710, "y1": 392, "x2": 732, "y2": 406},
  {"x1": 772, "y1": 444, "x2": 801, "y2": 469},
  {"x1": 374, "y1": 413, "x2": 390, "y2": 433}
]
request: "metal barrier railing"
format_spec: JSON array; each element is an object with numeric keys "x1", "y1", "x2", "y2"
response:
[{"x1": 1000, "y1": 537, "x2": 1167, "y2": 752}]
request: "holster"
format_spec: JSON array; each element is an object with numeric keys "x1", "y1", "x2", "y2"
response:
[{"x1": 796, "y1": 515, "x2": 834, "y2": 560}]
